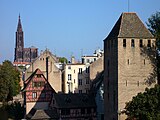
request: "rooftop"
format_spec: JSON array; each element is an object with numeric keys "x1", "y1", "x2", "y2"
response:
[{"x1": 104, "y1": 12, "x2": 154, "y2": 40}]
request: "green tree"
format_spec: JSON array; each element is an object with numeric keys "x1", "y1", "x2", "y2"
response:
[
  {"x1": 59, "y1": 57, "x2": 68, "y2": 63},
  {"x1": 146, "y1": 11, "x2": 160, "y2": 85},
  {"x1": 0, "y1": 60, "x2": 20, "y2": 102},
  {"x1": 125, "y1": 85, "x2": 160, "y2": 120},
  {"x1": 7, "y1": 102, "x2": 25, "y2": 120},
  {"x1": 147, "y1": 11, "x2": 160, "y2": 41}
]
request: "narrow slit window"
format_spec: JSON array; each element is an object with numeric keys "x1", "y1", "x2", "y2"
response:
[
  {"x1": 126, "y1": 80, "x2": 127, "y2": 86},
  {"x1": 140, "y1": 39, "x2": 143, "y2": 47},
  {"x1": 128, "y1": 59, "x2": 129, "y2": 65},
  {"x1": 123, "y1": 39, "x2": 126, "y2": 47},
  {"x1": 131, "y1": 39, "x2": 135, "y2": 47},
  {"x1": 147, "y1": 40, "x2": 151, "y2": 48},
  {"x1": 144, "y1": 59, "x2": 145, "y2": 65},
  {"x1": 137, "y1": 81, "x2": 140, "y2": 86}
]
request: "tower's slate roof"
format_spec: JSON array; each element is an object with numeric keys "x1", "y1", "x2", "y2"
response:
[{"x1": 104, "y1": 12, "x2": 154, "y2": 40}]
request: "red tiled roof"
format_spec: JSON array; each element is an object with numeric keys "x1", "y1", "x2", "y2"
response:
[{"x1": 13, "y1": 62, "x2": 31, "y2": 65}]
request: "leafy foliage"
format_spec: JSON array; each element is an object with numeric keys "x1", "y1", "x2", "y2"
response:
[
  {"x1": 125, "y1": 85, "x2": 160, "y2": 120},
  {"x1": 146, "y1": 11, "x2": 160, "y2": 85},
  {"x1": 59, "y1": 57, "x2": 68, "y2": 63},
  {"x1": 147, "y1": 11, "x2": 160, "y2": 41},
  {"x1": 0, "y1": 60, "x2": 21, "y2": 102},
  {"x1": 6, "y1": 102, "x2": 25, "y2": 120}
]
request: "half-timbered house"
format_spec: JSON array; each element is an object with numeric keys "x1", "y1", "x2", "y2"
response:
[{"x1": 23, "y1": 68, "x2": 55, "y2": 114}]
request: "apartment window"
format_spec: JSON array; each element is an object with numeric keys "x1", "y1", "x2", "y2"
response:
[
  {"x1": 86, "y1": 67, "x2": 90, "y2": 73},
  {"x1": 140, "y1": 39, "x2": 143, "y2": 47},
  {"x1": 87, "y1": 59, "x2": 90, "y2": 63},
  {"x1": 86, "y1": 78, "x2": 90, "y2": 84},
  {"x1": 79, "y1": 68, "x2": 82, "y2": 74},
  {"x1": 123, "y1": 39, "x2": 126, "y2": 47},
  {"x1": 79, "y1": 90, "x2": 82, "y2": 93},
  {"x1": 32, "y1": 92, "x2": 37, "y2": 99},
  {"x1": 86, "y1": 89, "x2": 89, "y2": 94},
  {"x1": 131, "y1": 39, "x2": 135, "y2": 47},
  {"x1": 68, "y1": 66, "x2": 71, "y2": 69},
  {"x1": 68, "y1": 74, "x2": 71, "y2": 80},
  {"x1": 74, "y1": 70, "x2": 75, "y2": 73},
  {"x1": 74, "y1": 79, "x2": 75, "y2": 83},
  {"x1": 147, "y1": 40, "x2": 151, "y2": 48},
  {"x1": 78, "y1": 79, "x2": 82, "y2": 85},
  {"x1": 82, "y1": 58, "x2": 84, "y2": 64}
]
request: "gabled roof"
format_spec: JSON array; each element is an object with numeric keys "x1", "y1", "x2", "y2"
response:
[
  {"x1": 26, "y1": 108, "x2": 59, "y2": 119},
  {"x1": 104, "y1": 12, "x2": 154, "y2": 40},
  {"x1": 22, "y1": 68, "x2": 55, "y2": 92},
  {"x1": 54, "y1": 93, "x2": 96, "y2": 109}
]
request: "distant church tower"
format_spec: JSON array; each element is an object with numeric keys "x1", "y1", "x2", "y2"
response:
[
  {"x1": 14, "y1": 15, "x2": 38, "y2": 63},
  {"x1": 14, "y1": 15, "x2": 24, "y2": 62}
]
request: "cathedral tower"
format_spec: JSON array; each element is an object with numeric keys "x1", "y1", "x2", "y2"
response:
[
  {"x1": 14, "y1": 15, "x2": 24, "y2": 62},
  {"x1": 14, "y1": 15, "x2": 38, "y2": 63}
]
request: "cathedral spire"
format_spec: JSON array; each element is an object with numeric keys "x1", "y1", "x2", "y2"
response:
[
  {"x1": 14, "y1": 14, "x2": 24, "y2": 62},
  {"x1": 17, "y1": 14, "x2": 23, "y2": 31}
]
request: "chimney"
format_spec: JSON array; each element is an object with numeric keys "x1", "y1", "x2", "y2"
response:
[
  {"x1": 71, "y1": 56, "x2": 75, "y2": 64},
  {"x1": 46, "y1": 57, "x2": 49, "y2": 81}
]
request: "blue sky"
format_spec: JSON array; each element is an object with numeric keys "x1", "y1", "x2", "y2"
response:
[{"x1": 0, "y1": 0, "x2": 160, "y2": 63}]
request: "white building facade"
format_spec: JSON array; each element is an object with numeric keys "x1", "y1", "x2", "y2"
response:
[{"x1": 63, "y1": 63, "x2": 90, "y2": 93}]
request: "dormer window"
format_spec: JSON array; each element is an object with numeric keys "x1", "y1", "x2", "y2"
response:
[
  {"x1": 37, "y1": 74, "x2": 41, "y2": 78},
  {"x1": 131, "y1": 39, "x2": 135, "y2": 47},
  {"x1": 123, "y1": 39, "x2": 126, "y2": 47}
]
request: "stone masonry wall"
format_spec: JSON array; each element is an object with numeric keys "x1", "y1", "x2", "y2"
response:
[{"x1": 118, "y1": 38, "x2": 156, "y2": 119}]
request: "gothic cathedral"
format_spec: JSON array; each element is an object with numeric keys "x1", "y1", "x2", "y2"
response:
[{"x1": 14, "y1": 15, "x2": 38, "y2": 63}]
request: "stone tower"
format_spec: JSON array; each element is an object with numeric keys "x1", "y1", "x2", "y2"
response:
[
  {"x1": 14, "y1": 15, "x2": 24, "y2": 62},
  {"x1": 104, "y1": 13, "x2": 156, "y2": 120}
]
